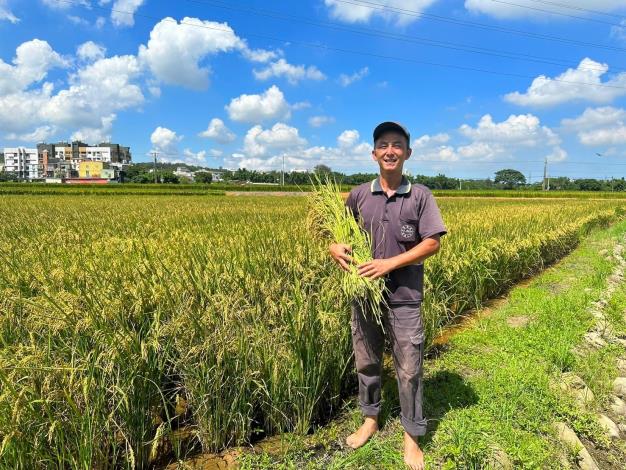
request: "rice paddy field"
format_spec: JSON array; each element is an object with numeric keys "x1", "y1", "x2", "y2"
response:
[{"x1": 1, "y1": 193, "x2": 625, "y2": 468}]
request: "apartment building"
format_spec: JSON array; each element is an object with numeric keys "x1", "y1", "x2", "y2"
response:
[
  {"x1": 1, "y1": 141, "x2": 132, "y2": 180},
  {"x1": 3, "y1": 147, "x2": 40, "y2": 179}
]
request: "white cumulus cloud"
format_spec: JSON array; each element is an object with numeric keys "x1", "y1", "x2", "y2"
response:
[
  {"x1": 308, "y1": 115, "x2": 335, "y2": 127},
  {"x1": 413, "y1": 114, "x2": 563, "y2": 163},
  {"x1": 71, "y1": 114, "x2": 115, "y2": 143},
  {"x1": 562, "y1": 107, "x2": 626, "y2": 146},
  {"x1": 111, "y1": 0, "x2": 145, "y2": 27},
  {"x1": 339, "y1": 67, "x2": 369, "y2": 87},
  {"x1": 337, "y1": 129, "x2": 360, "y2": 148},
  {"x1": 0, "y1": 0, "x2": 19, "y2": 23},
  {"x1": 504, "y1": 58, "x2": 626, "y2": 107},
  {"x1": 561, "y1": 106, "x2": 626, "y2": 132},
  {"x1": 138, "y1": 17, "x2": 245, "y2": 90},
  {"x1": 0, "y1": 39, "x2": 68, "y2": 95},
  {"x1": 198, "y1": 118, "x2": 237, "y2": 143},
  {"x1": 325, "y1": 0, "x2": 438, "y2": 25},
  {"x1": 5, "y1": 125, "x2": 57, "y2": 142},
  {"x1": 151, "y1": 126, "x2": 182, "y2": 156},
  {"x1": 41, "y1": 0, "x2": 91, "y2": 9},
  {"x1": 243, "y1": 123, "x2": 307, "y2": 157},
  {"x1": 241, "y1": 47, "x2": 281, "y2": 63},
  {"x1": 545, "y1": 146, "x2": 567, "y2": 162},
  {"x1": 227, "y1": 127, "x2": 373, "y2": 172},
  {"x1": 465, "y1": 0, "x2": 626, "y2": 19},
  {"x1": 412, "y1": 133, "x2": 450, "y2": 148},
  {"x1": 0, "y1": 40, "x2": 144, "y2": 143},
  {"x1": 459, "y1": 113, "x2": 560, "y2": 146},
  {"x1": 77, "y1": 41, "x2": 106, "y2": 62},
  {"x1": 41, "y1": 54, "x2": 144, "y2": 130},
  {"x1": 253, "y1": 58, "x2": 326, "y2": 85},
  {"x1": 226, "y1": 85, "x2": 292, "y2": 123}
]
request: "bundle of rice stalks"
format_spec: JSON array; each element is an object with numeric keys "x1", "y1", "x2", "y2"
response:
[{"x1": 308, "y1": 174, "x2": 388, "y2": 323}]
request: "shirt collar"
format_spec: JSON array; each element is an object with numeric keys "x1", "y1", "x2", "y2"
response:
[{"x1": 370, "y1": 176, "x2": 412, "y2": 195}]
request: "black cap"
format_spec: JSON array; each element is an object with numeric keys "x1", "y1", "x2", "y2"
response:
[{"x1": 373, "y1": 121, "x2": 411, "y2": 146}]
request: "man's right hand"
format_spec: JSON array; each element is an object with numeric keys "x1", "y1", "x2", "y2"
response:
[{"x1": 329, "y1": 243, "x2": 353, "y2": 272}]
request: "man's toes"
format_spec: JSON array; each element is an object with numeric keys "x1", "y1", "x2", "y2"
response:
[{"x1": 346, "y1": 433, "x2": 361, "y2": 449}]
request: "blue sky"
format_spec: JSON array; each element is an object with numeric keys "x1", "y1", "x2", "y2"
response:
[{"x1": 2, "y1": 0, "x2": 626, "y2": 180}]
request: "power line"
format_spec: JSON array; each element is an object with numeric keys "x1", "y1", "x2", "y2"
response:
[
  {"x1": 489, "y1": 0, "x2": 624, "y2": 27},
  {"x1": 332, "y1": 0, "x2": 626, "y2": 53},
  {"x1": 523, "y1": 0, "x2": 626, "y2": 20},
  {"x1": 55, "y1": 0, "x2": 626, "y2": 91},
  {"x1": 411, "y1": 159, "x2": 626, "y2": 166},
  {"x1": 181, "y1": 0, "x2": 623, "y2": 73}
]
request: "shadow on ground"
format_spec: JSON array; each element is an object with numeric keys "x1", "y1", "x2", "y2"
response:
[{"x1": 379, "y1": 368, "x2": 479, "y2": 446}]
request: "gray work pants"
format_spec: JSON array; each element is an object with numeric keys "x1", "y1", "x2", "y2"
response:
[{"x1": 351, "y1": 301, "x2": 427, "y2": 436}]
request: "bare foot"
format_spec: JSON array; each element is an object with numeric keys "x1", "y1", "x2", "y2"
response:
[
  {"x1": 346, "y1": 416, "x2": 378, "y2": 449},
  {"x1": 403, "y1": 432, "x2": 425, "y2": 470}
]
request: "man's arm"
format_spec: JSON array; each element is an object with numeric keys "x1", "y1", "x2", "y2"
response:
[{"x1": 356, "y1": 235, "x2": 441, "y2": 280}]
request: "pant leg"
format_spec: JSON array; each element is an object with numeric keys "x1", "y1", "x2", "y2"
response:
[
  {"x1": 387, "y1": 303, "x2": 427, "y2": 436},
  {"x1": 351, "y1": 301, "x2": 385, "y2": 417}
]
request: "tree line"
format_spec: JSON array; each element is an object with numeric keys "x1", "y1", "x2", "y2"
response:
[{"x1": 2, "y1": 161, "x2": 623, "y2": 191}]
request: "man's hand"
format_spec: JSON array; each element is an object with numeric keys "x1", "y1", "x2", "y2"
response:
[
  {"x1": 357, "y1": 259, "x2": 397, "y2": 280},
  {"x1": 329, "y1": 243, "x2": 353, "y2": 272}
]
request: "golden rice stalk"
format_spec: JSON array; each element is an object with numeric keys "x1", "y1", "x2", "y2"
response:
[{"x1": 308, "y1": 174, "x2": 388, "y2": 323}]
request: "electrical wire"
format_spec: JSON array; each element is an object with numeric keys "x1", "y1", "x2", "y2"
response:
[
  {"x1": 331, "y1": 0, "x2": 626, "y2": 53},
  {"x1": 180, "y1": 0, "x2": 623, "y2": 73},
  {"x1": 489, "y1": 0, "x2": 623, "y2": 27},
  {"x1": 523, "y1": 0, "x2": 626, "y2": 20},
  {"x1": 53, "y1": 0, "x2": 626, "y2": 91}
]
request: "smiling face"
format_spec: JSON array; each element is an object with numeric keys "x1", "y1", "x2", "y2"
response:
[{"x1": 372, "y1": 130, "x2": 412, "y2": 175}]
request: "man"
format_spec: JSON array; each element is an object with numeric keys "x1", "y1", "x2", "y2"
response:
[{"x1": 329, "y1": 122, "x2": 446, "y2": 470}]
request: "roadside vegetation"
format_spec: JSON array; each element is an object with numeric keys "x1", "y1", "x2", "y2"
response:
[
  {"x1": 0, "y1": 195, "x2": 625, "y2": 468},
  {"x1": 3, "y1": 182, "x2": 626, "y2": 199}
]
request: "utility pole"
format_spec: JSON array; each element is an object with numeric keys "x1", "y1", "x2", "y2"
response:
[
  {"x1": 151, "y1": 151, "x2": 158, "y2": 183},
  {"x1": 542, "y1": 157, "x2": 549, "y2": 191},
  {"x1": 458, "y1": 178, "x2": 462, "y2": 190},
  {"x1": 281, "y1": 154, "x2": 285, "y2": 186}
]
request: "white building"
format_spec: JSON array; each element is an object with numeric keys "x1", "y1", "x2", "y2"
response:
[
  {"x1": 174, "y1": 167, "x2": 195, "y2": 181},
  {"x1": 85, "y1": 146, "x2": 112, "y2": 162},
  {"x1": 3, "y1": 147, "x2": 40, "y2": 180}
]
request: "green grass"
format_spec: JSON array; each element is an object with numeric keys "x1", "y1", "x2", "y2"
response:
[{"x1": 237, "y1": 219, "x2": 626, "y2": 469}]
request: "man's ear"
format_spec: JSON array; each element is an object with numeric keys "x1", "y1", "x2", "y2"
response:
[
  {"x1": 406, "y1": 147, "x2": 412, "y2": 160},
  {"x1": 371, "y1": 149, "x2": 377, "y2": 161}
]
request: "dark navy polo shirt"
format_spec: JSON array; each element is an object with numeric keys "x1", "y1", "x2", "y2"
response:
[{"x1": 346, "y1": 177, "x2": 447, "y2": 305}]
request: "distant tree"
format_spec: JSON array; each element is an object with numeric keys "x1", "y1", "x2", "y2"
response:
[
  {"x1": 576, "y1": 178, "x2": 602, "y2": 191},
  {"x1": 494, "y1": 169, "x2": 526, "y2": 189},
  {"x1": 314, "y1": 164, "x2": 332, "y2": 176},
  {"x1": 160, "y1": 171, "x2": 180, "y2": 184},
  {"x1": 547, "y1": 176, "x2": 574, "y2": 191},
  {"x1": 613, "y1": 178, "x2": 626, "y2": 192},
  {"x1": 195, "y1": 171, "x2": 213, "y2": 184}
]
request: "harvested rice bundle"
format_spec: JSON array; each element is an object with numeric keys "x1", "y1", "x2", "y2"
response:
[{"x1": 308, "y1": 175, "x2": 388, "y2": 323}]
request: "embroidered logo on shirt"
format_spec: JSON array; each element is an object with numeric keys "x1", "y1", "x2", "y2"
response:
[{"x1": 400, "y1": 224, "x2": 415, "y2": 239}]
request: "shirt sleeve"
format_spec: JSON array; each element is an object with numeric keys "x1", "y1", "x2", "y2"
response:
[
  {"x1": 417, "y1": 191, "x2": 447, "y2": 240},
  {"x1": 345, "y1": 190, "x2": 358, "y2": 219}
]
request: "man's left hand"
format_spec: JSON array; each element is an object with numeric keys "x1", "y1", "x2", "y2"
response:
[{"x1": 357, "y1": 259, "x2": 396, "y2": 280}]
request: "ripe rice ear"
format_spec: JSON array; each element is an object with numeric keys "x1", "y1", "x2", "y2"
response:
[{"x1": 308, "y1": 174, "x2": 388, "y2": 324}]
